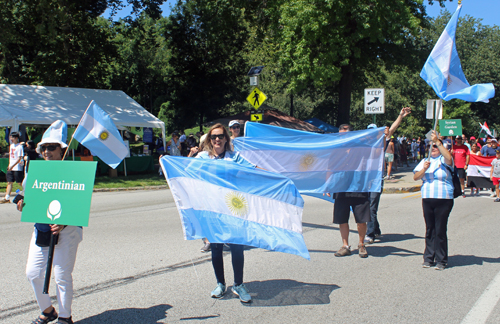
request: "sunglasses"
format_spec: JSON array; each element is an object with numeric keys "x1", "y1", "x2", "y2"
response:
[
  {"x1": 231, "y1": 125, "x2": 240, "y2": 129},
  {"x1": 210, "y1": 134, "x2": 225, "y2": 140},
  {"x1": 40, "y1": 145, "x2": 59, "y2": 152}
]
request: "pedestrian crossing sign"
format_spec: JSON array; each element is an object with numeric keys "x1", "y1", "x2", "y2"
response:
[{"x1": 247, "y1": 87, "x2": 267, "y2": 109}]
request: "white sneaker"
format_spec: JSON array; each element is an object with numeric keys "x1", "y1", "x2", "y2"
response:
[
  {"x1": 490, "y1": 192, "x2": 496, "y2": 198},
  {"x1": 364, "y1": 235, "x2": 374, "y2": 244}
]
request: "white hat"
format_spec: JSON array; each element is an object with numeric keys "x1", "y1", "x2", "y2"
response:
[
  {"x1": 367, "y1": 123, "x2": 377, "y2": 129},
  {"x1": 229, "y1": 120, "x2": 240, "y2": 127},
  {"x1": 200, "y1": 134, "x2": 207, "y2": 143},
  {"x1": 36, "y1": 120, "x2": 68, "y2": 154}
]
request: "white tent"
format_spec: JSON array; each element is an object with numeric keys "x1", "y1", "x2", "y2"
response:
[{"x1": 0, "y1": 84, "x2": 166, "y2": 148}]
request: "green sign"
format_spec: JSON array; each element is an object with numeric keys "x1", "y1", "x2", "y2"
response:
[
  {"x1": 21, "y1": 161, "x2": 97, "y2": 227},
  {"x1": 439, "y1": 119, "x2": 462, "y2": 137}
]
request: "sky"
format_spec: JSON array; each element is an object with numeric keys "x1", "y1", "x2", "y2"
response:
[{"x1": 102, "y1": 1, "x2": 498, "y2": 27}]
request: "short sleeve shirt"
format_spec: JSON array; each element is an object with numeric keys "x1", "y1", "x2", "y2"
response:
[
  {"x1": 9, "y1": 143, "x2": 24, "y2": 171},
  {"x1": 452, "y1": 144, "x2": 469, "y2": 168},
  {"x1": 413, "y1": 155, "x2": 454, "y2": 199},
  {"x1": 481, "y1": 146, "x2": 497, "y2": 157},
  {"x1": 491, "y1": 158, "x2": 500, "y2": 178}
]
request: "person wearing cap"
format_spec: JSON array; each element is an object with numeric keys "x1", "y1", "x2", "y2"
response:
[
  {"x1": 17, "y1": 120, "x2": 82, "y2": 324},
  {"x1": 228, "y1": 120, "x2": 241, "y2": 146},
  {"x1": 1, "y1": 131, "x2": 24, "y2": 203},
  {"x1": 451, "y1": 135, "x2": 470, "y2": 198},
  {"x1": 481, "y1": 138, "x2": 498, "y2": 157}
]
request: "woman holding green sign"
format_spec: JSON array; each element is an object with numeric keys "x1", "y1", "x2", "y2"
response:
[{"x1": 17, "y1": 120, "x2": 82, "y2": 324}]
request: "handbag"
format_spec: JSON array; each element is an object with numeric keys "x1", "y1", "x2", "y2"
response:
[
  {"x1": 452, "y1": 166, "x2": 462, "y2": 198},
  {"x1": 35, "y1": 229, "x2": 59, "y2": 247}
]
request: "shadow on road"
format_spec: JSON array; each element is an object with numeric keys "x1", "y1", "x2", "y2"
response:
[
  {"x1": 230, "y1": 279, "x2": 339, "y2": 307},
  {"x1": 366, "y1": 245, "x2": 422, "y2": 258},
  {"x1": 377, "y1": 233, "x2": 423, "y2": 243},
  {"x1": 76, "y1": 304, "x2": 172, "y2": 324},
  {"x1": 448, "y1": 254, "x2": 500, "y2": 268}
]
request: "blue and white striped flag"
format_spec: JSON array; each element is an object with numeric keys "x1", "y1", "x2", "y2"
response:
[
  {"x1": 73, "y1": 101, "x2": 128, "y2": 169},
  {"x1": 234, "y1": 124, "x2": 385, "y2": 196},
  {"x1": 420, "y1": 4, "x2": 495, "y2": 102},
  {"x1": 160, "y1": 155, "x2": 310, "y2": 260}
]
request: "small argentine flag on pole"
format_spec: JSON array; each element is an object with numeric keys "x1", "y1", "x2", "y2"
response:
[
  {"x1": 72, "y1": 100, "x2": 128, "y2": 169},
  {"x1": 420, "y1": 3, "x2": 495, "y2": 103}
]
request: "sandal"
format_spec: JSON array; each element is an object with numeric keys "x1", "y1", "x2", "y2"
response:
[
  {"x1": 56, "y1": 317, "x2": 73, "y2": 324},
  {"x1": 32, "y1": 308, "x2": 58, "y2": 324}
]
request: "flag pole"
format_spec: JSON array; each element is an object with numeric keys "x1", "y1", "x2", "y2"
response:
[
  {"x1": 428, "y1": 101, "x2": 442, "y2": 161},
  {"x1": 62, "y1": 100, "x2": 94, "y2": 161}
]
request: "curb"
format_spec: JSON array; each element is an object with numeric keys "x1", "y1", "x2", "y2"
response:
[{"x1": 92, "y1": 185, "x2": 168, "y2": 192}]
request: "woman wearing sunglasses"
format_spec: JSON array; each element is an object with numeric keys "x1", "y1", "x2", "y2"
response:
[
  {"x1": 413, "y1": 130, "x2": 454, "y2": 270},
  {"x1": 196, "y1": 123, "x2": 255, "y2": 303},
  {"x1": 17, "y1": 121, "x2": 82, "y2": 324}
]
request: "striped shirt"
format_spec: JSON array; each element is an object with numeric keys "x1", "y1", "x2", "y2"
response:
[{"x1": 413, "y1": 156, "x2": 454, "y2": 199}]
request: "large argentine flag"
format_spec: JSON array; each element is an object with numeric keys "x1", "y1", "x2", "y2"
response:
[
  {"x1": 467, "y1": 155, "x2": 495, "y2": 189},
  {"x1": 245, "y1": 121, "x2": 318, "y2": 137},
  {"x1": 234, "y1": 124, "x2": 385, "y2": 196},
  {"x1": 160, "y1": 155, "x2": 310, "y2": 260},
  {"x1": 73, "y1": 101, "x2": 128, "y2": 169},
  {"x1": 420, "y1": 5, "x2": 495, "y2": 103}
]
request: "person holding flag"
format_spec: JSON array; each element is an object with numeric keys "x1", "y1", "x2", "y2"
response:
[
  {"x1": 196, "y1": 123, "x2": 256, "y2": 303},
  {"x1": 18, "y1": 121, "x2": 82, "y2": 324},
  {"x1": 413, "y1": 130, "x2": 454, "y2": 270}
]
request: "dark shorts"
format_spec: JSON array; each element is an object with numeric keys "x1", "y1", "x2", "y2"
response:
[
  {"x1": 6, "y1": 170, "x2": 24, "y2": 183},
  {"x1": 456, "y1": 168, "x2": 466, "y2": 179},
  {"x1": 333, "y1": 192, "x2": 371, "y2": 224}
]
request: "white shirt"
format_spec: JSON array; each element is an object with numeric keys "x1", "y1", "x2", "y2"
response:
[{"x1": 9, "y1": 143, "x2": 24, "y2": 171}]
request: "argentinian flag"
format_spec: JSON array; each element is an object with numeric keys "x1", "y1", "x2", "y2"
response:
[
  {"x1": 236, "y1": 123, "x2": 385, "y2": 196},
  {"x1": 420, "y1": 4, "x2": 495, "y2": 102},
  {"x1": 73, "y1": 101, "x2": 128, "y2": 169},
  {"x1": 160, "y1": 155, "x2": 309, "y2": 260}
]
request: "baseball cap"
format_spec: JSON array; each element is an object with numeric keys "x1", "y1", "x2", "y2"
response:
[
  {"x1": 456, "y1": 135, "x2": 463, "y2": 139},
  {"x1": 491, "y1": 138, "x2": 498, "y2": 143},
  {"x1": 367, "y1": 123, "x2": 377, "y2": 129},
  {"x1": 229, "y1": 120, "x2": 240, "y2": 127},
  {"x1": 470, "y1": 136, "x2": 476, "y2": 140}
]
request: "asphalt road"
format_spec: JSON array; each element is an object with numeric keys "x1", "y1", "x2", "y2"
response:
[{"x1": 1, "y1": 190, "x2": 499, "y2": 324}]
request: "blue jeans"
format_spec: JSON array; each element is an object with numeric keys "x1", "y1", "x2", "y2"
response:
[
  {"x1": 211, "y1": 243, "x2": 244, "y2": 286},
  {"x1": 367, "y1": 180, "x2": 384, "y2": 238}
]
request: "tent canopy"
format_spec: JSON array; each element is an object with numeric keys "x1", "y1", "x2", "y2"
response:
[{"x1": 0, "y1": 85, "x2": 165, "y2": 137}]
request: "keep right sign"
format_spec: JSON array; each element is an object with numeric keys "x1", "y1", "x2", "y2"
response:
[{"x1": 364, "y1": 88, "x2": 385, "y2": 114}]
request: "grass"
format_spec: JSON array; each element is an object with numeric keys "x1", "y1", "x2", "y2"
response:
[{"x1": 0, "y1": 172, "x2": 168, "y2": 192}]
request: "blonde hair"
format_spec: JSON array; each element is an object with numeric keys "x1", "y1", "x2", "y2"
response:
[{"x1": 203, "y1": 123, "x2": 232, "y2": 155}]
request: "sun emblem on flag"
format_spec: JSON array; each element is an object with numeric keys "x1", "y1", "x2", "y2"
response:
[
  {"x1": 225, "y1": 191, "x2": 248, "y2": 216},
  {"x1": 299, "y1": 153, "x2": 317, "y2": 171},
  {"x1": 447, "y1": 75, "x2": 453, "y2": 86},
  {"x1": 99, "y1": 131, "x2": 109, "y2": 141}
]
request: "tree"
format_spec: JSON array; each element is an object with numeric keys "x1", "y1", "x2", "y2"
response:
[
  {"x1": 261, "y1": 0, "x2": 448, "y2": 126},
  {"x1": 161, "y1": 0, "x2": 248, "y2": 131}
]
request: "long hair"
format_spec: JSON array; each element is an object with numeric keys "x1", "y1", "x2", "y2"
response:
[{"x1": 203, "y1": 123, "x2": 232, "y2": 155}]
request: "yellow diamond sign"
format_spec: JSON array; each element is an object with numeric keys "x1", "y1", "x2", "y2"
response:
[
  {"x1": 247, "y1": 87, "x2": 267, "y2": 109},
  {"x1": 250, "y1": 113, "x2": 262, "y2": 122}
]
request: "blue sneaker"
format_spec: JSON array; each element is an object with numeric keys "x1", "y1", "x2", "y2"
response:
[
  {"x1": 232, "y1": 284, "x2": 252, "y2": 303},
  {"x1": 210, "y1": 283, "x2": 226, "y2": 298}
]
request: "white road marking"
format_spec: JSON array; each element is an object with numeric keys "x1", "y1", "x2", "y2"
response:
[{"x1": 461, "y1": 269, "x2": 500, "y2": 324}]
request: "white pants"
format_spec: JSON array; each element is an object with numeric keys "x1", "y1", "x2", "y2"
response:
[{"x1": 26, "y1": 226, "x2": 82, "y2": 318}]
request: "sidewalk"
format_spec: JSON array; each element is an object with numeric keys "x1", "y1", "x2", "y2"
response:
[{"x1": 382, "y1": 161, "x2": 420, "y2": 194}]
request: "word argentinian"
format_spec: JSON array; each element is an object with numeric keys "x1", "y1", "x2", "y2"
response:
[{"x1": 32, "y1": 180, "x2": 85, "y2": 192}]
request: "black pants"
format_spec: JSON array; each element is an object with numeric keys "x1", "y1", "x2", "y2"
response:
[
  {"x1": 211, "y1": 243, "x2": 244, "y2": 286},
  {"x1": 422, "y1": 199, "x2": 454, "y2": 265}
]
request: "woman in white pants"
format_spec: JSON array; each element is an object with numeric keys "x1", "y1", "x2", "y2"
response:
[{"x1": 18, "y1": 120, "x2": 82, "y2": 324}]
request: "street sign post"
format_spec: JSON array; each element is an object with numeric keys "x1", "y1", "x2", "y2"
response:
[
  {"x1": 439, "y1": 119, "x2": 462, "y2": 136},
  {"x1": 364, "y1": 88, "x2": 385, "y2": 114},
  {"x1": 247, "y1": 87, "x2": 267, "y2": 109}
]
